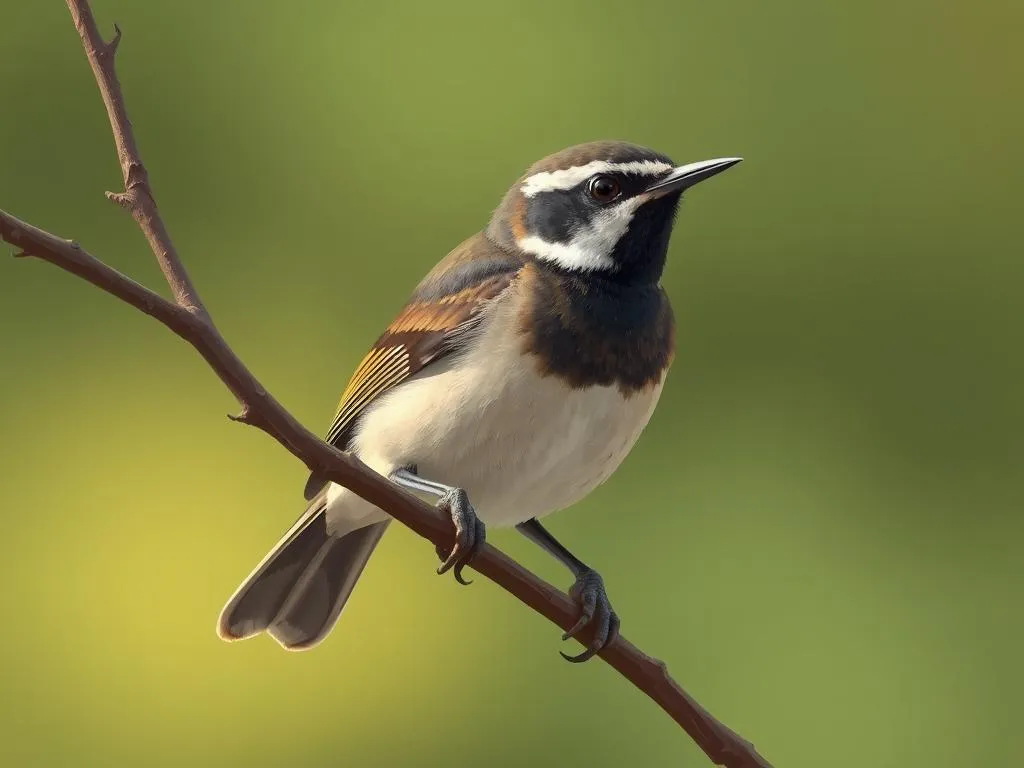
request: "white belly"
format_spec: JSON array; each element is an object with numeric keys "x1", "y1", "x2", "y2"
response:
[{"x1": 327, "y1": 295, "x2": 668, "y2": 531}]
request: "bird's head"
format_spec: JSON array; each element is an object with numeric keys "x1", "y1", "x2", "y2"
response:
[{"x1": 488, "y1": 141, "x2": 740, "y2": 285}]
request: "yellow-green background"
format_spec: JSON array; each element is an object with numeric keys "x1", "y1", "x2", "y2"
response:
[{"x1": 1, "y1": 1, "x2": 1021, "y2": 766}]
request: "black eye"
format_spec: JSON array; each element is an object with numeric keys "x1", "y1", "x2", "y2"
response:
[{"x1": 587, "y1": 174, "x2": 621, "y2": 203}]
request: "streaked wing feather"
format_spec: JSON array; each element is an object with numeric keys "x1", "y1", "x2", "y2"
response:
[
  {"x1": 326, "y1": 277, "x2": 511, "y2": 447},
  {"x1": 325, "y1": 345, "x2": 411, "y2": 445},
  {"x1": 302, "y1": 263, "x2": 517, "y2": 500}
]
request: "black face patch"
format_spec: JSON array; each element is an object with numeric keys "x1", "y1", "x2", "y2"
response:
[
  {"x1": 523, "y1": 170, "x2": 673, "y2": 247},
  {"x1": 524, "y1": 188, "x2": 592, "y2": 244},
  {"x1": 487, "y1": 141, "x2": 678, "y2": 254}
]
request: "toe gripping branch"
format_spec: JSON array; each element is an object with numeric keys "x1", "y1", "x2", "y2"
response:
[
  {"x1": 516, "y1": 518, "x2": 620, "y2": 662},
  {"x1": 389, "y1": 467, "x2": 486, "y2": 585},
  {"x1": 389, "y1": 470, "x2": 619, "y2": 662},
  {"x1": 434, "y1": 486, "x2": 486, "y2": 585},
  {"x1": 561, "y1": 567, "x2": 620, "y2": 662}
]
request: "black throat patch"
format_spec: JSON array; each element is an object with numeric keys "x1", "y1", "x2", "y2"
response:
[{"x1": 518, "y1": 263, "x2": 675, "y2": 395}]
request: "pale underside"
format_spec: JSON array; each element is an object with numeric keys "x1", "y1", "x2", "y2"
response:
[{"x1": 324, "y1": 281, "x2": 667, "y2": 534}]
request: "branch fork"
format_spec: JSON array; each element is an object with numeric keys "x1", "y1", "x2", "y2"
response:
[{"x1": 0, "y1": 4, "x2": 772, "y2": 767}]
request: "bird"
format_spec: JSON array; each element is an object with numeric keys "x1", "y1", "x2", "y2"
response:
[{"x1": 217, "y1": 140, "x2": 741, "y2": 662}]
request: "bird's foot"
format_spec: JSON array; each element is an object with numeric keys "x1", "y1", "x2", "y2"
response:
[
  {"x1": 434, "y1": 487, "x2": 486, "y2": 586},
  {"x1": 561, "y1": 568, "x2": 620, "y2": 663}
]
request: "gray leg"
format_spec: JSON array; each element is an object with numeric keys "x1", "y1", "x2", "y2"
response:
[
  {"x1": 516, "y1": 518, "x2": 620, "y2": 663},
  {"x1": 390, "y1": 467, "x2": 486, "y2": 586}
]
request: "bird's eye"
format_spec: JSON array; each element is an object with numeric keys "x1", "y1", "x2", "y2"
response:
[{"x1": 587, "y1": 175, "x2": 621, "y2": 203}]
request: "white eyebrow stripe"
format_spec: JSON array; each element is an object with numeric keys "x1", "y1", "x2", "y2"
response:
[{"x1": 520, "y1": 160, "x2": 674, "y2": 197}]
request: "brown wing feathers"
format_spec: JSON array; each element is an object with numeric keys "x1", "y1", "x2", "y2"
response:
[
  {"x1": 303, "y1": 240, "x2": 521, "y2": 500},
  {"x1": 327, "y1": 273, "x2": 511, "y2": 442},
  {"x1": 324, "y1": 345, "x2": 411, "y2": 445},
  {"x1": 321, "y1": 298, "x2": 467, "y2": 448}
]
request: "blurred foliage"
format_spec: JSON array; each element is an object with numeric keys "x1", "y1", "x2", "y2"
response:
[{"x1": 1, "y1": 1, "x2": 1022, "y2": 766}]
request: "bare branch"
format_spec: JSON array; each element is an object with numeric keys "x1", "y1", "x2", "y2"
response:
[
  {"x1": 0, "y1": 4, "x2": 773, "y2": 768},
  {"x1": 66, "y1": 0, "x2": 207, "y2": 318}
]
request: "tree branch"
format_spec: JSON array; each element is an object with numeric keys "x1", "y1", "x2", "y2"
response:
[
  {"x1": 0, "y1": 3, "x2": 772, "y2": 767},
  {"x1": 67, "y1": 1, "x2": 207, "y2": 317}
]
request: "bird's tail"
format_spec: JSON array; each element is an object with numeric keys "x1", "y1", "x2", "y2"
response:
[{"x1": 217, "y1": 492, "x2": 389, "y2": 650}]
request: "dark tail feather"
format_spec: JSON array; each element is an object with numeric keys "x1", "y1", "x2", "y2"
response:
[
  {"x1": 267, "y1": 521, "x2": 389, "y2": 649},
  {"x1": 217, "y1": 494, "x2": 389, "y2": 650}
]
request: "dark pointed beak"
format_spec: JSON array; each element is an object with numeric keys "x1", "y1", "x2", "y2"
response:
[{"x1": 645, "y1": 157, "x2": 743, "y2": 198}]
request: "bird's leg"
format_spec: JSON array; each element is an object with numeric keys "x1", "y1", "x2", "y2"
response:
[
  {"x1": 389, "y1": 466, "x2": 486, "y2": 586},
  {"x1": 516, "y1": 518, "x2": 620, "y2": 663}
]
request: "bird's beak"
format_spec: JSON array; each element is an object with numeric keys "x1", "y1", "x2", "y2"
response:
[{"x1": 644, "y1": 157, "x2": 743, "y2": 198}]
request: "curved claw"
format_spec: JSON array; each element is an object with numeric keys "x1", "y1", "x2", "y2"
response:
[
  {"x1": 436, "y1": 547, "x2": 463, "y2": 576},
  {"x1": 453, "y1": 517, "x2": 486, "y2": 585},
  {"x1": 561, "y1": 617, "x2": 588, "y2": 642},
  {"x1": 560, "y1": 568, "x2": 618, "y2": 663},
  {"x1": 435, "y1": 488, "x2": 485, "y2": 585},
  {"x1": 560, "y1": 647, "x2": 599, "y2": 663},
  {"x1": 562, "y1": 582, "x2": 598, "y2": 640}
]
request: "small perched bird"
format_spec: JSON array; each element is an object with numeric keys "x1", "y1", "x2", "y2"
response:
[{"x1": 218, "y1": 141, "x2": 740, "y2": 661}]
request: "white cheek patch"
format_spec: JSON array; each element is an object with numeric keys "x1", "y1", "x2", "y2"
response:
[
  {"x1": 521, "y1": 160, "x2": 673, "y2": 197},
  {"x1": 517, "y1": 197, "x2": 645, "y2": 273}
]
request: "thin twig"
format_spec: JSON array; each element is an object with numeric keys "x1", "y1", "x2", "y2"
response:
[
  {"x1": 67, "y1": 2, "x2": 207, "y2": 318},
  {"x1": 0, "y1": 3, "x2": 772, "y2": 767}
]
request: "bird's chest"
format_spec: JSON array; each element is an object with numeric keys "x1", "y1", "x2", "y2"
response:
[
  {"x1": 456, "y1": 360, "x2": 666, "y2": 525},
  {"x1": 367, "y1": 348, "x2": 665, "y2": 526},
  {"x1": 354, "y1": 283, "x2": 669, "y2": 526}
]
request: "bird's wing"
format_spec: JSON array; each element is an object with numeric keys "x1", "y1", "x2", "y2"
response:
[{"x1": 303, "y1": 236, "x2": 522, "y2": 499}]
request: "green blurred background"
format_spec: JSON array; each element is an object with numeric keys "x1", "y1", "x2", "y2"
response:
[{"x1": 1, "y1": 1, "x2": 1021, "y2": 766}]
